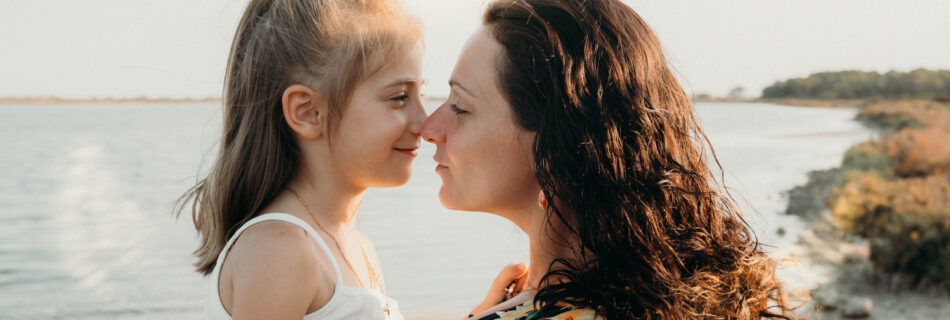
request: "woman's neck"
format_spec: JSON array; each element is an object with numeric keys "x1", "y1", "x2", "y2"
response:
[{"x1": 508, "y1": 205, "x2": 576, "y2": 291}]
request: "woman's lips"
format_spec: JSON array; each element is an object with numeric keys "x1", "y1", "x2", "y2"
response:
[
  {"x1": 394, "y1": 147, "x2": 418, "y2": 157},
  {"x1": 433, "y1": 157, "x2": 449, "y2": 171}
]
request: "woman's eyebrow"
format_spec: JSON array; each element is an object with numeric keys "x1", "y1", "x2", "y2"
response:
[{"x1": 449, "y1": 79, "x2": 477, "y2": 98}]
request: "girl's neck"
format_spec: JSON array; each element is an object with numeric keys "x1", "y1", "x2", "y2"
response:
[{"x1": 287, "y1": 172, "x2": 366, "y2": 233}]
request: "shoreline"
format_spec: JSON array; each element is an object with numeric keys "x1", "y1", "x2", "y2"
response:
[
  {"x1": 694, "y1": 97, "x2": 865, "y2": 108},
  {"x1": 0, "y1": 97, "x2": 221, "y2": 105},
  {"x1": 783, "y1": 169, "x2": 950, "y2": 319},
  {"x1": 774, "y1": 100, "x2": 950, "y2": 319}
]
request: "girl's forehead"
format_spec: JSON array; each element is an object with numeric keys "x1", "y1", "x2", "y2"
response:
[{"x1": 383, "y1": 46, "x2": 424, "y2": 73}]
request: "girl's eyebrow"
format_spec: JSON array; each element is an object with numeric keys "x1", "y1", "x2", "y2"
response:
[
  {"x1": 449, "y1": 79, "x2": 477, "y2": 98},
  {"x1": 381, "y1": 78, "x2": 423, "y2": 90}
]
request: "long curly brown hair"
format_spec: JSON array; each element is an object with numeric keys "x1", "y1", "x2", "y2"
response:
[{"x1": 483, "y1": 0, "x2": 796, "y2": 318}]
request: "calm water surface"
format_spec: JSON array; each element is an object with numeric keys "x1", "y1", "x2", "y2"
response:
[{"x1": 0, "y1": 102, "x2": 871, "y2": 319}]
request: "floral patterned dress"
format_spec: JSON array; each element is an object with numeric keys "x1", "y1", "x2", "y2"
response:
[{"x1": 476, "y1": 300, "x2": 602, "y2": 320}]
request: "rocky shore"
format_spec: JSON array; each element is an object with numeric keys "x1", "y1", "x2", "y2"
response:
[{"x1": 784, "y1": 168, "x2": 950, "y2": 319}]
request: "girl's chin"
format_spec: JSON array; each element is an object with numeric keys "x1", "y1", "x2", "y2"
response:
[{"x1": 370, "y1": 171, "x2": 412, "y2": 188}]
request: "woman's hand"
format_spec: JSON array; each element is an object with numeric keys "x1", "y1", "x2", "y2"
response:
[{"x1": 466, "y1": 262, "x2": 529, "y2": 318}]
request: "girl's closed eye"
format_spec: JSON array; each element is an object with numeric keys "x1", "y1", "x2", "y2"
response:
[{"x1": 391, "y1": 92, "x2": 409, "y2": 102}]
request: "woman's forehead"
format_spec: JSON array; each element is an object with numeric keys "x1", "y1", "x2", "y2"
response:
[{"x1": 451, "y1": 28, "x2": 505, "y2": 101}]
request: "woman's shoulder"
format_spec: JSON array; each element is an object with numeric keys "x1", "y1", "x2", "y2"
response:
[{"x1": 485, "y1": 299, "x2": 602, "y2": 320}]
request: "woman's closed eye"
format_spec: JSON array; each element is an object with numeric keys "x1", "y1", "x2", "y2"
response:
[{"x1": 449, "y1": 104, "x2": 468, "y2": 115}]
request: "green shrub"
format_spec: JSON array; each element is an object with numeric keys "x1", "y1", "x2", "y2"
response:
[
  {"x1": 856, "y1": 111, "x2": 922, "y2": 131},
  {"x1": 830, "y1": 173, "x2": 950, "y2": 285},
  {"x1": 856, "y1": 99, "x2": 950, "y2": 131},
  {"x1": 841, "y1": 141, "x2": 892, "y2": 179},
  {"x1": 829, "y1": 99, "x2": 950, "y2": 285},
  {"x1": 829, "y1": 172, "x2": 889, "y2": 236}
]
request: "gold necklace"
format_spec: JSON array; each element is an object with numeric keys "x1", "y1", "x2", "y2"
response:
[
  {"x1": 354, "y1": 233, "x2": 386, "y2": 292},
  {"x1": 287, "y1": 188, "x2": 385, "y2": 293}
]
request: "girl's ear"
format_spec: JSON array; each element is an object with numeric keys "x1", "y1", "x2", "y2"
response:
[{"x1": 282, "y1": 84, "x2": 327, "y2": 140}]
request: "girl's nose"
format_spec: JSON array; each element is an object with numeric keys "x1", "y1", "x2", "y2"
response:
[{"x1": 407, "y1": 95, "x2": 427, "y2": 135}]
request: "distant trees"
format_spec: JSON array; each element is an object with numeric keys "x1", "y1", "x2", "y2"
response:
[{"x1": 761, "y1": 69, "x2": 950, "y2": 99}]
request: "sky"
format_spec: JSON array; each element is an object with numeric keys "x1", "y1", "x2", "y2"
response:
[{"x1": 1, "y1": 0, "x2": 949, "y2": 99}]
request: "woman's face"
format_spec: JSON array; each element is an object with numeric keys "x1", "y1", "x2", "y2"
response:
[
  {"x1": 421, "y1": 27, "x2": 539, "y2": 213},
  {"x1": 330, "y1": 45, "x2": 427, "y2": 189}
]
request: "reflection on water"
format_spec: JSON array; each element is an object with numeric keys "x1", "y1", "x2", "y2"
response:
[
  {"x1": 0, "y1": 104, "x2": 216, "y2": 319},
  {"x1": 0, "y1": 102, "x2": 871, "y2": 318}
]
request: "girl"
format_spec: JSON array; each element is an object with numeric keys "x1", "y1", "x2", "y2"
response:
[
  {"x1": 178, "y1": 0, "x2": 425, "y2": 318},
  {"x1": 422, "y1": 0, "x2": 797, "y2": 319}
]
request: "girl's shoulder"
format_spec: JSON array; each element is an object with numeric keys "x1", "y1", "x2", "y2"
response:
[
  {"x1": 483, "y1": 300, "x2": 603, "y2": 320},
  {"x1": 224, "y1": 219, "x2": 336, "y2": 289},
  {"x1": 221, "y1": 220, "x2": 336, "y2": 313},
  {"x1": 228, "y1": 219, "x2": 319, "y2": 264}
]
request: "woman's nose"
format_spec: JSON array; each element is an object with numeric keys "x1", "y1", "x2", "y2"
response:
[{"x1": 421, "y1": 104, "x2": 447, "y2": 143}]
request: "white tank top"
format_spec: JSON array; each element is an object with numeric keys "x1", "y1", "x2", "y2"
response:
[{"x1": 206, "y1": 213, "x2": 403, "y2": 320}]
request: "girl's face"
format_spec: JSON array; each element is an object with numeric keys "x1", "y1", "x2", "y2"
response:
[
  {"x1": 330, "y1": 46, "x2": 426, "y2": 189},
  {"x1": 421, "y1": 28, "x2": 539, "y2": 213}
]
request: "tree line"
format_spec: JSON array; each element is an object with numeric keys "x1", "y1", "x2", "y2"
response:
[{"x1": 762, "y1": 69, "x2": 950, "y2": 99}]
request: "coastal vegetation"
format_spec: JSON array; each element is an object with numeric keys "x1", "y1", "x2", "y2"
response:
[
  {"x1": 826, "y1": 99, "x2": 950, "y2": 287},
  {"x1": 762, "y1": 69, "x2": 950, "y2": 100}
]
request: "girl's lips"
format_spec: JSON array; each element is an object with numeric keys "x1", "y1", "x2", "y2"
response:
[{"x1": 435, "y1": 164, "x2": 448, "y2": 171}]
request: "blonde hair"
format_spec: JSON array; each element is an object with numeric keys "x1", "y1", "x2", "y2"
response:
[{"x1": 177, "y1": 0, "x2": 421, "y2": 275}]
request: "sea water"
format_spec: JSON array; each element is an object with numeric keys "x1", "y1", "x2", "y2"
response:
[{"x1": 0, "y1": 101, "x2": 871, "y2": 318}]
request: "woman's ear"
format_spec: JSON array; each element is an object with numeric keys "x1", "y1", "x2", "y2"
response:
[
  {"x1": 282, "y1": 84, "x2": 326, "y2": 140},
  {"x1": 538, "y1": 190, "x2": 548, "y2": 210}
]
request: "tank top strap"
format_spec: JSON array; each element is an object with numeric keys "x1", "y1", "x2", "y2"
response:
[{"x1": 216, "y1": 213, "x2": 344, "y2": 287}]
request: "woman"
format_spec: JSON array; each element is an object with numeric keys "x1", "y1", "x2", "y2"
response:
[{"x1": 423, "y1": 0, "x2": 796, "y2": 319}]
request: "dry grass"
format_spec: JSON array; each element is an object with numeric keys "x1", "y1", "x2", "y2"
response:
[
  {"x1": 828, "y1": 99, "x2": 950, "y2": 285},
  {"x1": 829, "y1": 173, "x2": 950, "y2": 285},
  {"x1": 886, "y1": 127, "x2": 950, "y2": 177},
  {"x1": 857, "y1": 99, "x2": 950, "y2": 130}
]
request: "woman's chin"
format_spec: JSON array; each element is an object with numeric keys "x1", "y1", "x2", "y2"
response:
[{"x1": 437, "y1": 188, "x2": 464, "y2": 211}]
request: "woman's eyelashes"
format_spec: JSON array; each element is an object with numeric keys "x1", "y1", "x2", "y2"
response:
[{"x1": 449, "y1": 104, "x2": 468, "y2": 115}]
